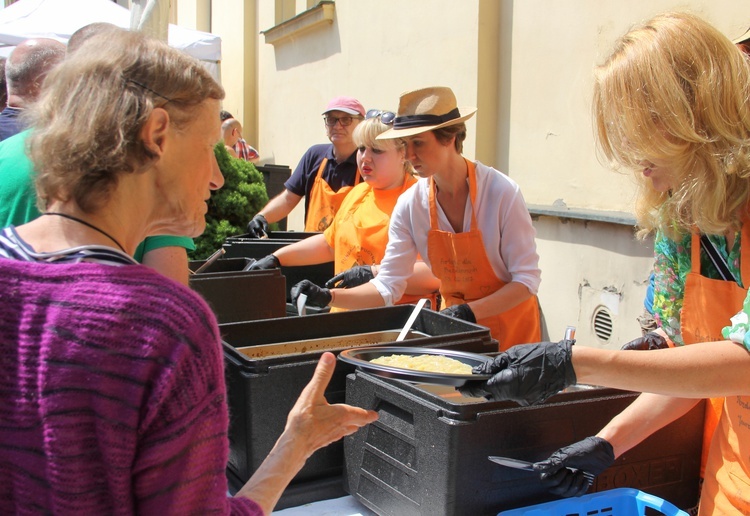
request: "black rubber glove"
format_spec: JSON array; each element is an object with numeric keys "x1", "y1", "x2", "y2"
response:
[
  {"x1": 533, "y1": 437, "x2": 615, "y2": 497},
  {"x1": 325, "y1": 265, "x2": 374, "y2": 289},
  {"x1": 246, "y1": 254, "x2": 280, "y2": 271},
  {"x1": 620, "y1": 331, "x2": 668, "y2": 351},
  {"x1": 291, "y1": 280, "x2": 332, "y2": 308},
  {"x1": 458, "y1": 340, "x2": 577, "y2": 405},
  {"x1": 246, "y1": 213, "x2": 269, "y2": 238},
  {"x1": 440, "y1": 303, "x2": 477, "y2": 323}
]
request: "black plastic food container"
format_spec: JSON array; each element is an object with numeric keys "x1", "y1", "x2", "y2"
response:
[
  {"x1": 344, "y1": 371, "x2": 703, "y2": 516},
  {"x1": 188, "y1": 257, "x2": 254, "y2": 275},
  {"x1": 222, "y1": 232, "x2": 334, "y2": 302},
  {"x1": 221, "y1": 305, "x2": 496, "y2": 508},
  {"x1": 188, "y1": 266, "x2": 286, "y2": 324}
]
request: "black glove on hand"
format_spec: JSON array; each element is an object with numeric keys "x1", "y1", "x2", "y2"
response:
[
  {"x1": 458, "y1": 340, "x2": 577, "y2": 405},
  {"x1": 440, "y1": 303, "x2": 477, "y2": 323},
  {"x1": 246, "y1": 214, "x2": 269, "y2": 238},
  {"x1": 533, "y1": 436, "x2": 615, "y2": 497},
  {"x1": 325, "y1": 265, "x2": 374, "y2": 289},
  {"x1": 291, "y1": 280, "x2": 332, "y2": 308},
  {"x1": 246, "y1": 254, "x2": 280, "y2": 271},
  {"x1": 620, "y1": 331, "x2": 668, "y2": 351}
]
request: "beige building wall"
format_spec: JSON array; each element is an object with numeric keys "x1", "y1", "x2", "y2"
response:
[
  {"x1": 176, "y1": 0, "x2": 260, "y2": 156},
  {"x1": 177, "y1": 0, "x2": 749, "y2": 347}
]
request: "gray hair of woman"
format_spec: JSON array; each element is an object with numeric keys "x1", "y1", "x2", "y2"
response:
[{"x1": 27, "y1": 28, "x2": 225, "y2": 213}]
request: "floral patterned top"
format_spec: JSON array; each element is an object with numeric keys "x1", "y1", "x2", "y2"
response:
[{"x1": 653, "y1": 229, "x2": 742, "y2": 346}]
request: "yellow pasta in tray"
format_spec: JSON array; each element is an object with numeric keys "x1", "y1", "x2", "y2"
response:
[{"x1": 370, "y1": 354, "x2": 473, "y2": 375}]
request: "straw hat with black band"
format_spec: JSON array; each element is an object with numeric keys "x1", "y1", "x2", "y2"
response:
[
  {"x1": 733, "y1": 26, "x2": 750, "y2": 45},
  {"x1": 376, "y1": 86, "x2": 477, "y2": 140}
]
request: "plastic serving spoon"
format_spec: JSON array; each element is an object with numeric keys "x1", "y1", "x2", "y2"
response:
[{"x1": 396, "y1": 298, "x2": 428, "y2": 341}]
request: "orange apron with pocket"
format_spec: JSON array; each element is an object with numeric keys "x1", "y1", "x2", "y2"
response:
[
  {"x1": 698, "y1": 395, "x2": 750, "y2": 514},
  {"x1": 426, "y1": 160, "x2": 540, "y2": 350},
  {"x1": 304, "y1": 157, "x2": 361, "y2": 232},
  {"x1": 681, "y1": 225, "x2": 750, "y2": 477}
]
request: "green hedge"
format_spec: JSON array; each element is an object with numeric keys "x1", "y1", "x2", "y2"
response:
[{"x1": 191, "y1": 143, "x2": 269, "y2": 260}]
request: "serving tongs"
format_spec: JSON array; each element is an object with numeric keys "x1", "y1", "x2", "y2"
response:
[{"x1": 190, "y1": 247, "x2": 226, "y2": 275}]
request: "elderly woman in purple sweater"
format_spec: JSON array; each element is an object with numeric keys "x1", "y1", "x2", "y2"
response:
[{"x1": 0, "y1": 28, "x2": 376, "y2": 514}]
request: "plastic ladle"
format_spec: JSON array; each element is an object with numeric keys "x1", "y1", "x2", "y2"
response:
[{"x1": 395, "y1": 298, "x2": 428, "y2": 341}]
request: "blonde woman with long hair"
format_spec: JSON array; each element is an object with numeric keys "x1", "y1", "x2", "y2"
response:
[{"x1": 461, "y1": 13, "x2": 750, "y2": 515}]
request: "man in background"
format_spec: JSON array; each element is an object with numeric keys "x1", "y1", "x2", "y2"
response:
[
  {"x1": 220, "y1": 110, "x2": 260, "y2": 163},
  {"x1": 0, "y1": 38, "x2": 65, "y2": 141},
  {"x1": 246, "y1": 96, "x2": 364, "y2": 236}
]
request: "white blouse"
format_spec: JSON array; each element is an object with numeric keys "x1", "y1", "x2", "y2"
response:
[{"x1": 371, "y1": 160, "x2": 541, "y2": 305}]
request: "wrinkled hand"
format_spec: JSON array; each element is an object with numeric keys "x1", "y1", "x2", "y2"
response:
[
  {"x1": 533, "y1": 437, "x2": 615, "y2": 497},
  {"x1": 285, "y1": 352, "x2": 378, "y2": 454},
  {"x1": 246, "y1": 214, "x2": 269, "y2": 238},
  {"x1": 458, "y1": 340, "x2": 576, "y2": 405},
  {"x1": 291, "y1": 280, "x2": 332, "y2": 308},
  {"x1": 246, "y1": 254, "x2": 280, "y2": 271},
  {"x1": 440, "y1": 303, "x2": 477, "y2": 323},
  {"x1": 325, "y1": 265, "x2": 374, "y2": 289},
  {"x1": 621, "y1": 332, "x2": 668, "y2": 351}
]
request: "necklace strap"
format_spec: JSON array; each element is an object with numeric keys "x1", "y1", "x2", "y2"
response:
[{"x1": 43, "y1": 212, "x2": 127, "y2": 254}]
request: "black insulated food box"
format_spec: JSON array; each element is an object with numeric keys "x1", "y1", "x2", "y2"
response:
[
  {"x1": 222, "y1": 232, "x2": 334, "y2": 302},
  {"x1": 188, "y1": 256, "x2": 253, "y2": 275},
  {"x1": 220, "y1": 305, "x2": 496, "y2": 508},
  {"x1": 344, "y1": 372, "x2": 703, "y2": 516},
  {"x1": 188, "y1": 265, "x2": 286, "y2": 324}
]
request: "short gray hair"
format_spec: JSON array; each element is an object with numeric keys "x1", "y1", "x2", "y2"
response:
[{"x1": 5, "y1": 39, "x2": 65, "y2": 96}]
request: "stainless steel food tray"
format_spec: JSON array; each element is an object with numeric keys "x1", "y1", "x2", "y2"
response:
[{"x1": 234, "y1": 329, "x2": 429, "y2": 358}]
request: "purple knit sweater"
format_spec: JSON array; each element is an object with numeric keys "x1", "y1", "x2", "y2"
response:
[{"x1": 0, "y1": 258, "x2": 262, "y2": 515}]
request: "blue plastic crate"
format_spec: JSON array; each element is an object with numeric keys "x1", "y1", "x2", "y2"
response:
[{"x1": 498, "y1": 488, "x2": 688, "y2": 516}]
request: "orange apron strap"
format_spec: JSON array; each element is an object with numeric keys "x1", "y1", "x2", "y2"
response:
[
  {"x1": 315, "y1": 158, "x2": 327, "y2": 181},
  {"x1": 690, "y1": 231, "x2": 701, "y2": 273},
  {"x1": 428, "y1": 160, "x2": 478, "y2": 231},
  {"x1": 686, "y1": 231, "x2": 724, "y2": 478},
  {"x1": 465, "y1": 159, "x2": 479, "y2": 231},
  {"x1": 741, "y1": 220, "x2": 750, "y2": 288}
]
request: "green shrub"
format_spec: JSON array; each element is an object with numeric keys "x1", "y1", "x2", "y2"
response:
[{"x1": 191, "y1": 143, "x2": 269, "y2": 259}]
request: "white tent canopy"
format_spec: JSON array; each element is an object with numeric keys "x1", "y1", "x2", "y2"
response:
[{"x1": 0, "y1": 0, "x2": 221, "y2": 73}]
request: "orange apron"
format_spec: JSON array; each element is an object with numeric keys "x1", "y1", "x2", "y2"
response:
[
  {"x1": 681, "y1": 226, "x2": 750, "y2": 478},
  {"x1": 330, "y1": 175, "x2": 436, "y2": 312},
  {"x1": 698, "y1": 396, "x2": 750, "y2": 515},
  {"x1": 304, "y1": 157, "x2": 361, "y2": 232},
  {"x1": 426, "y1": 160, "x2": 540, "y2": 350}
]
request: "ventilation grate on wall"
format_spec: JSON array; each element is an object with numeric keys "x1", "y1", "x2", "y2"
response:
[{"x1": 592, "y1": 306, "x2": 613, "y2": 342}]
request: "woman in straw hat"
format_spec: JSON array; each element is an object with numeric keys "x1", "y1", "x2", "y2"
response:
[
  {"x1": 461, "y1": 13, "x2": 750, "y2": 514},
  {"x1": 292, "y1": 86, "x2": 541, "y2": 350}
]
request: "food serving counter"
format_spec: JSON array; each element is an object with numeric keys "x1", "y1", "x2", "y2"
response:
[
  {"x1": 222, "y1": 232, "x2": 334, "y2": 303},
  {"x1": 222, "y1": 305, "x2": 496, "y2": 509},
  {"x1": 188, "y1": 258, "x2": 287, "y2": 323},
  {"x1": 343, "y1": 371, "x2": 703, "y2": 516}
]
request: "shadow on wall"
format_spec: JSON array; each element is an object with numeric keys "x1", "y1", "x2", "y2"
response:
[{"x1": 267, "y1": 19, "x2": 342, "y2": 71}]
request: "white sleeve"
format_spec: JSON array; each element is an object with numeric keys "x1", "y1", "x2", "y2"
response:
[
  {"x1": 475, "y1": 162, "x2": 541, "y2": 294},
  {"x1": 370, "y1": 184, "x2": 424, "y2": 305}
]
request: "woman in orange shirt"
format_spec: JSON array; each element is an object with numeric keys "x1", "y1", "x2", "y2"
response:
[{"x1": 249, "y1": 113, "x2": 439, "y2": 308}]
